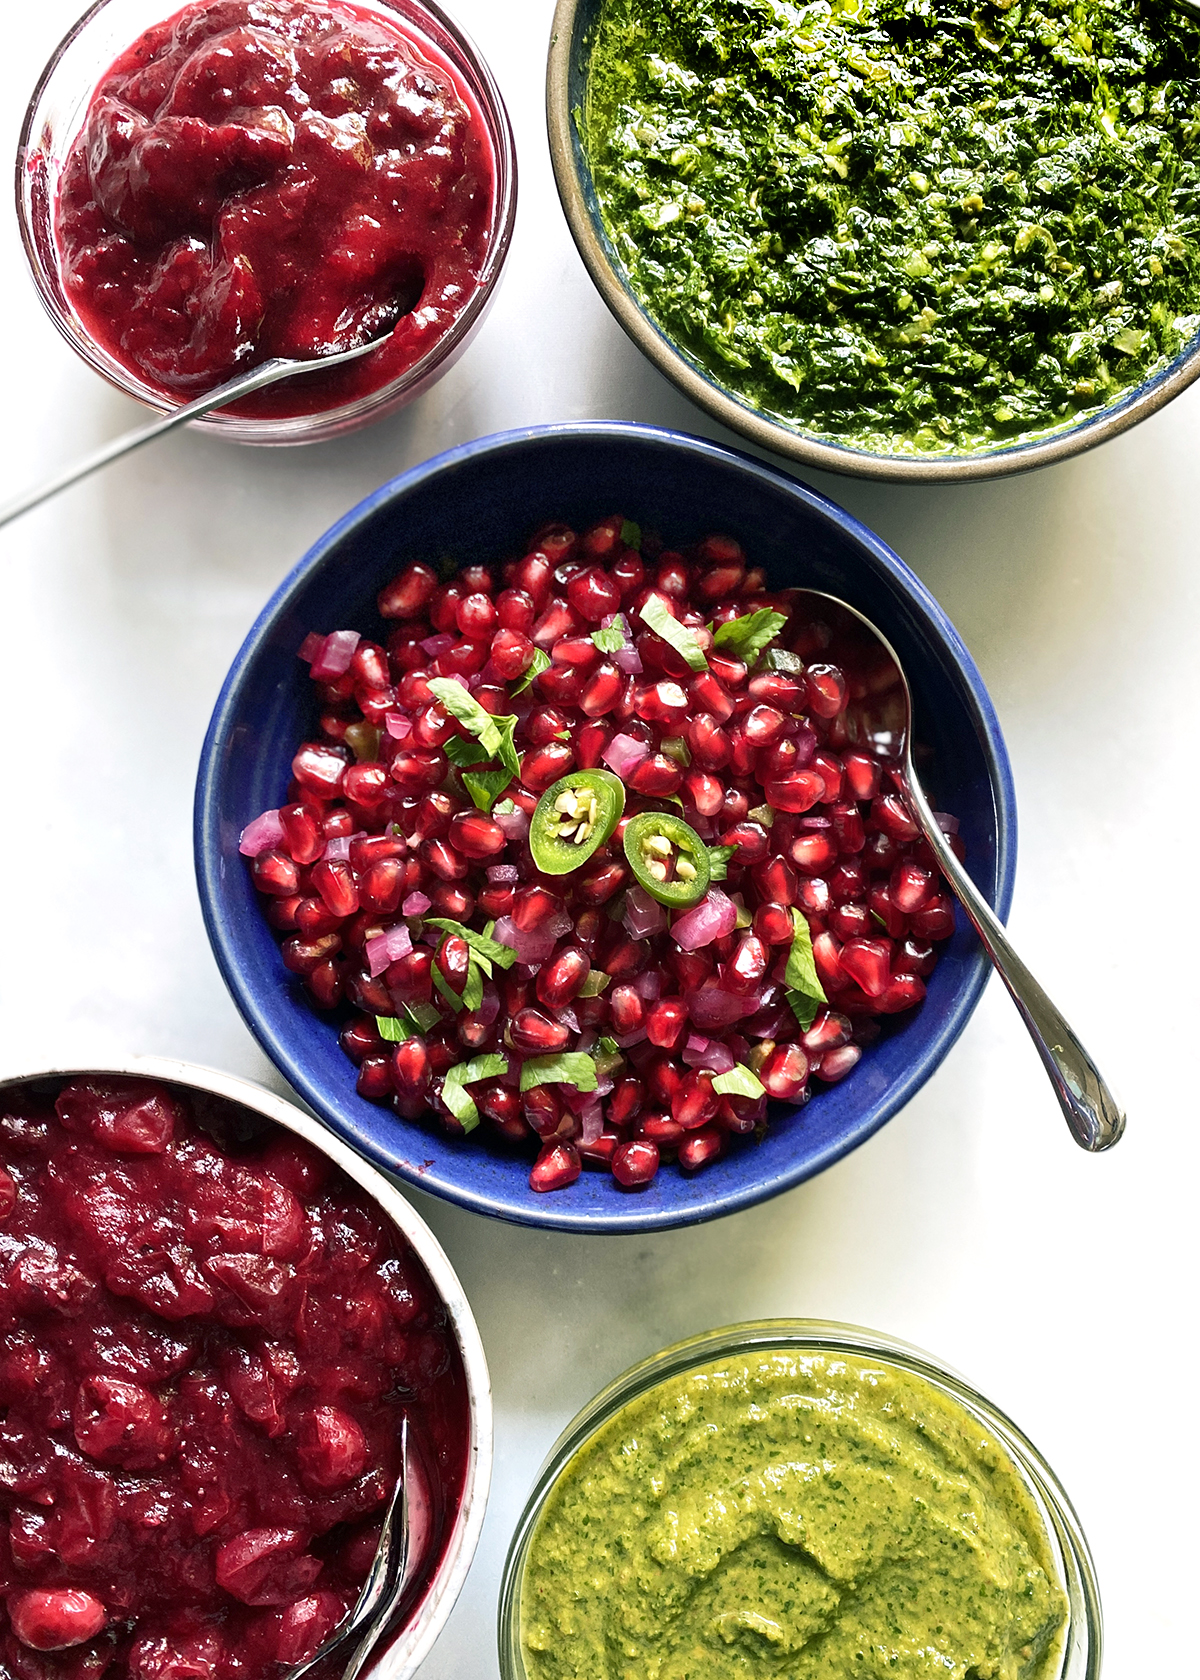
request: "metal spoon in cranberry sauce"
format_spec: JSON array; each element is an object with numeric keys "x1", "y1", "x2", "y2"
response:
[{"x1": 801, "y1": 590, "x2": 1124, "y2": 1152}]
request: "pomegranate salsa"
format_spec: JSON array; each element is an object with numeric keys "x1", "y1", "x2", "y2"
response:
[
  {"x1": 0, "y1": 1077, "x2": 469, "y2": 1680},
  {"x1": 241, "y1": 519, "x2": 962, "y2": 1193},
  {"x1": 54, "y1": 0, "x2": 495, "y2": 420}
]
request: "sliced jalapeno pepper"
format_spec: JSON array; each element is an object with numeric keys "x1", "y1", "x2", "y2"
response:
[
  {"x1": 530, "y1": 770, "x2": 626, "y2": 875},
  {"x1": 622, "y1": 811, "x2": 711, "y2": 907}
]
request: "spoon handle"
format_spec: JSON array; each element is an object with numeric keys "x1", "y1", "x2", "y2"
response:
[{"x1": 899, "y1": 767, "x2": 1125, "y2": 1152}]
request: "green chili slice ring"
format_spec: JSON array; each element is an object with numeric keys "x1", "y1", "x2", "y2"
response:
[
  {"x1": 622, "y1": 811, "x2": 711, "y2": 907},
  {"x1": 530, "y1": 771, "x2": 626, "y2": 875}
]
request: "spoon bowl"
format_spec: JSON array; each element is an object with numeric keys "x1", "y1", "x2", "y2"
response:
[{"x1": 792, "y1": 589, "x2": 1125, "y2": 1153}]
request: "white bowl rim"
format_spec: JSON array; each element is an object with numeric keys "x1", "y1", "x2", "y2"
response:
[{"x1": 0, "y1": 1055, "x2": 493, "y2": 1680}]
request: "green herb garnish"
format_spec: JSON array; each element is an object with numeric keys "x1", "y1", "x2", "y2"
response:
[
  {"x1": 713, "y1": 608, "x2": 788, "y2": 667},
  {"x1": 441, "y1": 1053, "x2": 509, "y2": 1131},
  {"x1": 428, "y1": 678, "x2": 521, "y2": 776},
  {"x1": 519, "y1": 1053, "x2": 599, "y2": 1093},
  {"x1": 712, "y1": 1064, "x2": 766, "y2": 1099},
  {"x1": 706, "y1": 844, "x2": 738, "y2": 882},
  {"x1": 639, "y1": 594, "x2": 707, "y2": 672},
  {"x1": 511, "y1": 646, "x2": 551, "y2": 696},
  {"x1": 461, "y1": 767, "x2": 513, "y2": 812}
]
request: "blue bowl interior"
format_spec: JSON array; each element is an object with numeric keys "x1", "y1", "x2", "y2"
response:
[{"x1": 195, "y1": 424, "x2": 1015, "y2": 1232}]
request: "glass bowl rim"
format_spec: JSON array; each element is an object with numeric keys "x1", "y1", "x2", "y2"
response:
[
  {"x1": 497, "y1": 1316, "x2": 1102, "y2": 1680},
  {"x1": 14, "y1": 0, "x2": 517, "y2": 441},
  {"x1": 546, "y1": 0, "x2": 1200, "y2": 485},
  {"x1": 0, "y1": 1055, "x2": 494, "y2": 1680}
]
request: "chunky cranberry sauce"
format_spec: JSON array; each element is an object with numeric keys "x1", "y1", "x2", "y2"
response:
[
  {"x1": 242, "y1": 519, "x2": 963, "y2": 1193},
  {"x1": 54, "y1": 0, "x2": 495, "y2": 419},
  {"x1": 0, "y1": 1077, "x2": 469, "y2": 1680}
]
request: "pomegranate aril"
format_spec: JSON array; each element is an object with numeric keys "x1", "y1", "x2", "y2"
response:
[
  {"x1": 761, "y1": 1043, "x2": 810, "y2": 1100},
  {"x1": 912, "y1": 897, "x2": 956, "y2": 940},
  {"x1": 610, "y1": 985, "x2": 646, "y2": 1035},
  {"x1": 575, "y1": 859, "x2": 628, "y2": 905},
  {"x1": 890, "y1": 860, "x2": 936, "y2": 913},
  {"x1": 359, "y1": 859, "x2": 403, "y2": 915},
  {"x1": 449, "y1": 812, "x2": 505, "y2": 859},
  {"x1": 828, "y1": 902, "x2": 871, "y2": 941},
  {"x1": 636, "y1": 1112, "x2": 684, "y2": 1150},
  {"x1": 754, "y1": 855, "x2": 799, "y2": 907},
  {"x1": 554, "y1": 635, "x2": 600, "y2": 669},
  {"x1": 567, "y1": 565, "x2": 622, "y2": 621},
  {"x1": 721, "y1": 821, "x2": 770, "y2": 865},
  {"x1": 748, "y1": 671, "x2": 802, "y2": 708},
  {"x1": 867, "y1": 883, "x2": 909, "y2": 938},
  {"x1": 356, "y1": 1054, "x2": 394, "y2": 1102},
  {"x1": 690, "y1": 670, "x2": 735, "y2": 721},
  {"x1": 388, "y1": 948, "x2": 433, "y2": 1004},
  {"x1": 687, "y1": 713, "x2": 731, "y2": 769},
  {"x1": 790, "y1": 832, "x2": 837, "y2": 875},
  {"x1": 609, "y1": 1076, "x2": 644, "y2": 1126},
  {"x1": 511, "y1": 1008, "x2": 571, "y2": 1055},
  {"x1": 512, "y1": 886, "x2": 564, "y2": 932},
  {"x1": 456, "y1": 592, "x2": 497, "y2": 637},
  {"x1": 872, "y1": 793, "x2": 920, "y2": 841},
  {"x1": 765, "y1": 771, "x2": 824, "y2": 813},
  {"x1": 683, "y1": 770, "x2": 724, "y2": 817},
  {"x1": 813, "y1": 930, "x2": 846, "y2": 992},
  {"x1": 751, "y1": 901, "x2": 793, "y2": 945},
  {"x1": 628, "y1": 753, "x2": 683, "y2": 796},
  {"x1": 390, "y1": 1038, "x2": 429, "y2": 1099},
  {"x1": 724, "y1": 933, "x2": 768, "y2": 994},
  {"x1": 251, "y1": 851, "x2": 301, "y2": 897},
  {"x1": 521, "y1": 742, "x2": 575, "y2": 790},
  {"x1": 672, "y1": 1071, "x2": 718, "y2": 1130},
  {"x1": 708, "y1": 650, "x2": 748, "y2": 689},
  {"x1": 378, "y1": 561, "x2": 437, "y2": 619},
  {"x1": 581, "y1": 662, "x2": 623, "y2": 716},
  {"x1": 637, "y1": 680, "x2": 690, "y2": 727},
  {"x1": 838, "y1": 938, "x2": 892, "y2": 997},
  {"x1": 435, "y1": 934, "x2": 471, "y2": 995},
  {"x1": 678, "y1": 1126, "x2": 724, "y2": 1171},
  {"x1": 646, "y1": 997, "x2": 688, "y2": 1049},
  {"x1": 430, "y1": 582, "x2": 464, "y2": 632},
  {"x1": 580, "y1": 1131, "x2": 621, "y2": 1168},
  {"x1": 537, "y1": 947, "x2": 591, "y2": 1009},
  {"x1": 816, "y1": 1044, "x2": 862, "y2": 1082},
  {"x1": 279, "y1": 804, "x2": 324, "y2": 865},
  {"x1": 877, "y1": 973, "x2": 927, "y2": 1013},
  {"x1": 612, "y1": 1139, "x2": 660, "y2": 1187},
  {"x1": 895, "y1": 937, "x2": 937, "y2": 976},
  {"x1": 805, "y1": 663, "x2": 848, "y2": 717},
  {"x1": 576, "y1": 719, "x2": 613, "y2": 768},
  {"x1": 830, "y1": 802, "x2": 866, "y2": 855},
  {"x1": 530, "y1": 1140, "x2": 581, "y2": 1193},
  {"x1": 743, "y1": 703, "x2": 785, "y2": 746},
  {"x1": 282, "y1": 933, "x2": 341, "y2": 975},
  {"x1": 646, "y1": 1053, "x2": 684, "y2": 1107}
]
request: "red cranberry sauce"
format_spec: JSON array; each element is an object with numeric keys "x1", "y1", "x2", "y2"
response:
[
  {"x1": 0, "y1": 1078, "x2": 469, "y2": 1680},
  {"x1": 54, "y1": 0, "x2": 495, "y2": 419},
  {"x1": 244, "y1": 520, "x2": 962, "y2": 1193}
]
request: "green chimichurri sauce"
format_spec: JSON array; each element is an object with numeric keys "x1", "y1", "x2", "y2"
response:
[
  {"x1": 520, "y1": 1349, "x2": 1069, "y2": 1679},
  {"x1": 583, "y1": 0, "x2": 1200, "y2": 455}
]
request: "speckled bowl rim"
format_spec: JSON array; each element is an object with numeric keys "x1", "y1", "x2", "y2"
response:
[
  {"x1": 496, "y1": 1318, "x2": 1102, "y2": 1680},
  {"x1": 546, "y1": 0, "x2": 1200, "y2": 485},
  {"x1": 0, "y1": 1057, "x2": 493, "y2": 1680}
]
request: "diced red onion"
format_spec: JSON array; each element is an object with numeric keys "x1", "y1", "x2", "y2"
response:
[
  {"x1": 933, "y1": 811, "x2": 960, "y2": 836},
  {"x1": 631, "y1": 968, "x2": 662, "y2": 1003},
  {"x1": 613, "y1": 1026, "x2": 649, "y2": 1049},
  {"x1": 310, "y1": 630, "x2": 361, "y2": 681},
  {"x1": 544, "y1": 910, "x2": 574, "y2": 941},
  {"x1": 421, "y1": 633, "x2": 455, "y2": 656},
  {"x1": 672, "y1": 888, "x2": 737, "y2": 952},
  {"x1": 322, "y1": 832, "x2": 365, "y2": 862},
  {"x1": 402, "y1": 891, "x2": 431, "y2": 917},
  {"x1": 576, "y1": 1030, "x2": 598, "y2": 1056},
  {"x1": 478, "y1": 983, "x2": 501, "y2": 1026},
  {"x1": 595, "y1": 1074, "x2": 615, "y2": 1098},
  {"x1": 623, "y1": 884, "x2": 667, "y2": 939},
  {"x1": 297, "y1": 632, "x2": 325, "y2": 664},
  {"x1": 798, "y1": 815, "x2": 833, "y2": 829},
  {"x1": 627, "y1": 1038, "x2": 658, "y2": 1068},
  {"x1": 487, "y1": 864, "x2": 520, "y2": 885},
  {"x1": 560, "y1": 1006, "x2": 580, "y2": 1034},
  {"x1": 238, "y1": 809, "x2": 284, "y2": 857},
  {"x1": 577, "y1": 1107, "x2": 604, "y2": 1146},
  {"x1": 600, "y1": 613, "x2": 643, "y2": 674},
  {"x1": 745, "y1": 1003, "x2": 789, "y2": 1038},
  {"x1": 385, "y1": 712, "x2": 412, "y2": 740},
  {"x1": 602, "y1": 733, "x2": 651, "y2": 777},
  {"x1": 683, "y1": 1035, "x2": 736, "y2": 1074},
  {"x1": 495, "y1": 807, "x2": 529, "y2": 842},
  {"x1": 365, "y1": 923, "x2": 413, "y2": 979},
  {"x1": 493, "y1": 916, "x2": 556, "y2": 965},
  {"x1": 686, "y1": 982, "x2": 750, "y2": 1031}
]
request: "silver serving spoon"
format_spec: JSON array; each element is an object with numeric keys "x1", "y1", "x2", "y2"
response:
[
  {"x1": 793, "y1": 589, "x2": 1125, "y2": 1153},
  {"x1": 0, "y1": 328, "x2": 392, "y2": 531},
  {"x1": 281, "y1": 1416, "x2": 412, "y2": 1680}
]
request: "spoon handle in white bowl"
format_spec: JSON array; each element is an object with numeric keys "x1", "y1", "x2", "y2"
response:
[{"x1": 899, "y1": 765, "x2": 1126, "y2": 1153}]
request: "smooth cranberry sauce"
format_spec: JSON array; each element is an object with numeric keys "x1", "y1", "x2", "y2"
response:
[
  {"x1": 54, "y1": 0, "x2": 495, "y2": 419},
  {"x1": 0, "y1": 1077, "x2": 469, "y2": 1680},
  {"x1": 242, "y1": 519, "x2": 964, "y2": 1194}
]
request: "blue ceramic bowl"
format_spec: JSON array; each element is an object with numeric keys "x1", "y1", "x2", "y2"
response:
[{"x1": 195, "y1": 423, "x2": 1015, "y2": 1233}]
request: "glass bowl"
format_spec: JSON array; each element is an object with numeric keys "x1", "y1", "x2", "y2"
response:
[
  {"x1": 498, "y1": 1319, "x2": 1101, "y2": 1680},
  {"x1": 0, "y1": 1056, "x2": 493, "y2": 1680},
  {"x1": 547, "y1": 0, "x2": 1200, "y2": 485},
  {"x1": 16, "y1": 0, "x2": 516, "y2": 446}
]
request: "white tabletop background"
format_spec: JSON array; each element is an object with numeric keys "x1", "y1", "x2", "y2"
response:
[{"x1": 1, "y1": 2, "x2": 1194, "y2": 1674}]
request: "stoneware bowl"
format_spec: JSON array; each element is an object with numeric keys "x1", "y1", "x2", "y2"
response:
[
  {"x1": 194, "y1": 422, "x2": 1016, "y2": 1232},
  {"x1": 0, "y1": 1057, "x2": 492, "y2": 1680},
  {"x1": 547, "y1": 0, "x2": 1200, "y2": 484}
]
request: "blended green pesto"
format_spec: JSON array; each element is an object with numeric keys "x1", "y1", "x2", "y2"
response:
[
  {"x1": 583, "y1": 0, "x2": 1200, "y2": 454},
  {"x1": 520, "y1": 1349, "x2": 1068, "y2": 1679}
]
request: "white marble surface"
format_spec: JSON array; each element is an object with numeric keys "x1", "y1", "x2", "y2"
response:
[{"x1": 1, "y1": 3, "x2": 1194, "y2": 1674}]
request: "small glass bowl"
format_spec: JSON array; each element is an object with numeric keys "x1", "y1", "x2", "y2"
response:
[
  {"x1": 498, "y1": 1320, "x2": 1102, "y2": 1680},
  {"x1": 16, "y1": 0, "x2": 516, "y2": 446},
  {"x1": 0, "y1": 1056, "x2": 493, "y2": 1680}
]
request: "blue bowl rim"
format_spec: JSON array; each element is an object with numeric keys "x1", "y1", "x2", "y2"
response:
[{"x1": 194, "y1": 420, "x2": 1017, "y2": 1233}]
